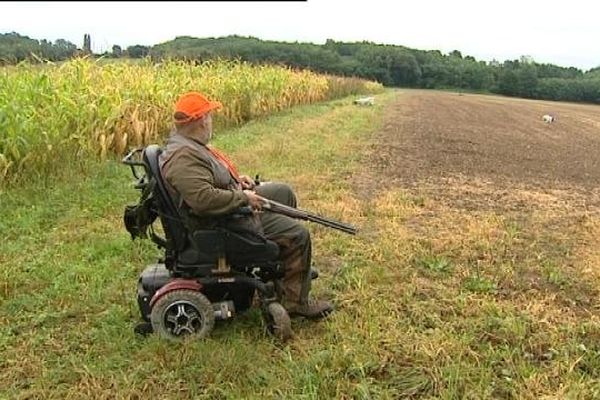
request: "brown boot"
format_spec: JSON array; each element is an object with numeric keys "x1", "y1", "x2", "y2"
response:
[{"x1": 286, "y1": 299, "x2": 334, "y2": 319}]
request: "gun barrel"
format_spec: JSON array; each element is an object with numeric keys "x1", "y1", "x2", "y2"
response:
[
  {"x1": 305, "y1": 214, "x2": 357, "y2": 235},
  {"x1": 260, "y1": 197, "x2": 357, "y2": 235}
]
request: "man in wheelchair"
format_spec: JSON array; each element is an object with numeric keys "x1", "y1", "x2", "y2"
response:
[{"x1": 159, "y1": 91, "x2": 333, "y2": 320}]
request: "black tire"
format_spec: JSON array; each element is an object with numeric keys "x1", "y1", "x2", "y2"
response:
[
  {"x1": 150, "y1": 289, "x2": 215, "y2": 342},
  {"x1": 264, "y1": 302, "x2": 292, "y2": 342}
]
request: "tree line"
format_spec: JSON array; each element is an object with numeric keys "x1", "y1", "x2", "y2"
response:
[
  {"x1": 150, "y1": 36, "x2": 600, "y2": 104},
  {"x1": 3, "y1": 32, "x2": 600, "y2": 104},
  {"x1": 0, "y1": 32, "x2": 150, "y2": 64},
  {"x1": 0, "y1": 32, "x2": 79, "y2": 63}
]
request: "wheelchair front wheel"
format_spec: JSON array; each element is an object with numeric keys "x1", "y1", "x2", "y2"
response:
[
  {"x1": 264, "y1": 302, "x2": 292, "y2": 342},
  {"x1": 151, "y1": 289, "x2": 215, "y2": 341}
]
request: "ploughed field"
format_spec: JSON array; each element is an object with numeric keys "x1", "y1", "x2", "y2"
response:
[{"x1": 368, "y1": 89, "x2": 600, "y2": 197}]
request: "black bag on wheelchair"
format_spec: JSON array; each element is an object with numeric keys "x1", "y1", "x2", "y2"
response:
[{"x1": 124, "y1": 179, "x2": 158, "y2": 240}]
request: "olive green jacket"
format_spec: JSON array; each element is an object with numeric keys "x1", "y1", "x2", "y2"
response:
[{"x1": 158, "y1": 132, "x2": 250, "y2": 231}]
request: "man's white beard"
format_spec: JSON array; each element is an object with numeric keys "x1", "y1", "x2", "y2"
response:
[{"x1": 198, "y1": 129, "x2": 212, "y2": 145}]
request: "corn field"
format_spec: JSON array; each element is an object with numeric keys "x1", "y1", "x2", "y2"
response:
[{"x1": 0, "y1": 58, "x2": 382, "y2": 182}]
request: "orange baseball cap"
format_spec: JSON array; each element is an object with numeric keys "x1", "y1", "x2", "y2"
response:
[{"x1": 174, "y1": 91, "x2": 222, "y2": 124}]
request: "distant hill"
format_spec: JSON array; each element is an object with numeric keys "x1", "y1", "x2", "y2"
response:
[{"x1": 2, "y1": 32, "x2": 600, "y2": 104}]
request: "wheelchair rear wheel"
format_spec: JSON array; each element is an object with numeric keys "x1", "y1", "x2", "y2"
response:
[
  {"x1": 151, "y1": 289, "x2": 215, "y2": 341},
  {"x1": 264, "y1": 302, "x2": 292, "y2": 342}
]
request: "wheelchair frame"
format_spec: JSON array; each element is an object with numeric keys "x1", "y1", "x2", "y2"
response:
[{"x1": 123, "y1": 145, "x2": 293, "y2": 341}]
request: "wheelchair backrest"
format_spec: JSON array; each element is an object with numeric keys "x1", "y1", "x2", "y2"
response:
[{"x1": 142, "y1": 145, "x2": 189, "y2": 252}]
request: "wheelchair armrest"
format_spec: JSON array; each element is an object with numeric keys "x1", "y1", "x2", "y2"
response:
[{"x1": 224, "y1": 230, "x2": 280, "y2": 263}]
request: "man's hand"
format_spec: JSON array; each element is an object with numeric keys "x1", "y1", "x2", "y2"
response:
[
  {"x1": 239, "y1": 175, "x2": 256, "y2": 190},
  {"x1": 243, "y1": 190, "x2": 263, "y2": 211}
]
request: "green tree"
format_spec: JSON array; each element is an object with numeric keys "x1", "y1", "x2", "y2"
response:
[
  {"x1": 126, "y1": 45, "x2": 150, "y2": 58},
  {"x1": 53, "y1": 39, "x2": 77, "y2": 60},
  {"x1": 112, "y1": 45, "x2": 122, "y2": 58},
  {"x1": 496, "y1": 68, "x2": 520, "y2": 95},
  {"x1": 516, "y1": 64, "x2": 538, "y2": 98}
]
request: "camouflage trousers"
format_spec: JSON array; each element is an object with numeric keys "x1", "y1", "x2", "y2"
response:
[{"x1": 255, "y1": 183, "x2": 311, "y2": 306}]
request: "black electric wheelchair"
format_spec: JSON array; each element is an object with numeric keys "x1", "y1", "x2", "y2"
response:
[{"x1": 122, "y1": 145, "x2": 294, "y2": 342}]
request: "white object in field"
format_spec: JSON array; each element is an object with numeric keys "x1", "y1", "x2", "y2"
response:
[
  {"x1": 354, "y1": 96, "x2": 375, "y2": 106},
  {"x1": 542, "y1": 114, "x2": 555, "y2": 124}
]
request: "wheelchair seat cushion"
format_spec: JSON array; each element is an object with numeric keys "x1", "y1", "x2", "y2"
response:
[{"x1": 177, "y1": 229, "x2": 280, "y2": 266}]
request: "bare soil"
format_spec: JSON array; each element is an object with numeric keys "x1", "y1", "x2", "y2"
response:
[{"x1": 360, "y1": 90, "x2": 600, "y2": 212}]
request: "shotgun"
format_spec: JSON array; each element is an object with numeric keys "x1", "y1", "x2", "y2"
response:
[{"x1": 257, "y1": 195, "x2": 357, "y2": 235}]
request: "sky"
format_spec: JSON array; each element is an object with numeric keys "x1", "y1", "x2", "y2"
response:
[{"x1": 2, "y1": 1, "x2": 599, "y2": 71}]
